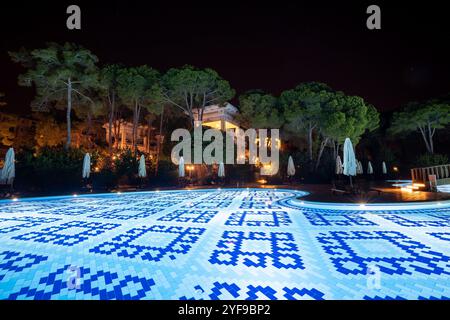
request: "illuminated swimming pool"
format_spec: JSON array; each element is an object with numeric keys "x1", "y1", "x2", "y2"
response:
[{"x1": 0, "y1": 188, "x2": 449, "y2": 300}]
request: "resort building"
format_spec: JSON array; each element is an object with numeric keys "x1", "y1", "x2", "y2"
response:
[
  {"x1": 102, "y1": 121, "x2": 160, "y2": 155},
  {"x1": 192, "y1": 103, "x2": 240, "y2": 131}
]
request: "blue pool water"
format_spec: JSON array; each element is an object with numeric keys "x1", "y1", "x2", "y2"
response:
[{"x1": 0, "y1": 188, "x2": 449, "y2": 300}]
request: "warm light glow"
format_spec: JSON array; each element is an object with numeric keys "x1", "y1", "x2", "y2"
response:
[
  {"x1": 412, "y1": 183, "x2": 425, "y2": 188},
  {"x1": 393, "y1": 166, "x2": 399, "y2": 172},
  {"x1": 73, "y1": 194, "x2": 78, "y2": 197},
  {"x1": 12, "y1": 197, "x2": 18, "y2": 202},
  {"x1": 401, "y1": 187, "x2": 413, "y2": 193},
  {"x1": 257, "y1": 179, "x2": 267, "y2": 184},
  {"x1": 203, "y1": 120, "x2": 239, "y2": 130},
  {"x1": 186, "y1": 165, "x2": 195, "y2": 171}
]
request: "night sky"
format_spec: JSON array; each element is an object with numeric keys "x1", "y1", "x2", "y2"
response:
[{"x1": 1, "y1": 1, "x2": 450, "y2": 114}]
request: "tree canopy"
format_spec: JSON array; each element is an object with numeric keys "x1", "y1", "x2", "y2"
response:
[
  {"x1": 390, "y1": 100, "x2": 450, "y2": 154},
  {"x1": 161, "y1": 65, "x2": 235, "y2": 125},
  {"x1": 117, "y1": 65, "x2": 162, "y2": 150},
  {"x1": 237, "y1": 90, "x2": 283, "y2": 128},
  {"x1": 9, "y1": 42, "x2": 99, "y2": 149},
  {"x1": 280, "y1": 82, "x2": 379, "y2": 170}
]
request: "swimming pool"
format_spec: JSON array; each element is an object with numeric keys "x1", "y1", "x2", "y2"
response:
[{"x1": 0, "y1": 188, "x2": 449, "y2": 300}]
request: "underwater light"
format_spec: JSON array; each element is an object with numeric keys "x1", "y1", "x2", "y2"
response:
[{"x1": 73, "y1": 194, "x2": 78, "y2": 197}]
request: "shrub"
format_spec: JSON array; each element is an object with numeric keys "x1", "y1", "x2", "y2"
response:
[
  {"x1": 415, "y1": 153, "x2": 449, "y2": 167},
  {"x1": 15, "y1": 146, "x2": 84, "y2": 192}
]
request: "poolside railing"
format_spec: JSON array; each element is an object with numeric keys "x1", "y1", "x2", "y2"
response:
[{"x1": 411, "y1": 164, "x2": 450, "y2": 186}]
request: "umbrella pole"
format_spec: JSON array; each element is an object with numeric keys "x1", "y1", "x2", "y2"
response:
[{"x1": 349, "y1": 175, "x2": 353, "y2": 188}]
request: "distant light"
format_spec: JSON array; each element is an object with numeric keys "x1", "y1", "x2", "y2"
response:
[
  {"x1": 438, "y1": 202, "x2": 442, "y2": 206},
  {"x1": 73, "y1": 194, "x2": 78, "y2": 197},
  {"x1": 117, "y1": 191, "x2": 122, "y2": 195},
  {"x1": 218, "y1": 188, "x2": 221, "y2": 191},
  {"x1": 300, "y1": 201, "x2": 304, "y2": 205},
  {"x1": 12, "y1": 197, "x2": 19, "y2": 202},
  {"x1": 359, "y1": 204, "x2": 366, "y2": 209}
]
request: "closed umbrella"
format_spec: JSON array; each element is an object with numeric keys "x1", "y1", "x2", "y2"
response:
[
  {"x1": 138, "y1": 155, "x2": 147, "y2": 178},
  {"x1": 82, "y1": 153, "x2": 91, "y2": 179},
  {"x1": 382, "y1": 161, "x2": 387, "y2": 175},
  {"x1": 287, "y1": 156, "x2": 296, "y2": 177},
  {"x1": 367, "y1": 161, "x2": 373, "y2": 175},
  {"x1": 218, "y1": 161, "x2": 225, "y2": 178},
  {"x1": 343, "y1": 138, "x2": 356, "y2": 186},
  {"x1": 335, "y1": 155, "x2": 343, "y2": 175},
  {"x1": 357, "y1": 160, "x2": 363, "y2": 174},
  {"x1": 0, "y1": 148, "x2": 15, "y2": 185},
  {"x1": 179, "y1": 156, "x2": 185, "y2": 178}
]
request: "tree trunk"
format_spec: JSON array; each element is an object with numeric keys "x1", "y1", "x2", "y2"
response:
[
  {"x1": 307, "y1": 126, "x2": 313, "y2": 161},
  {"x1": 428, "y1": 122, "x2": 434, "y2": 154},
  {"x1": 155, "y1": 105, "x2": 165, "y2": 175},
  {"x1": 307, "y1": 124, "x2": 314, "y2": 171},
  {"x1": 418, "y1": 126, "x2": 432, "y2": 154},
  {"x1": 132, "y1": 101, "x2": 141, "y2": 153},
  {"x1": 65, "y1": 78, "x2": 72, "y2": 150},
  {"x1": 315, "y1": 138, "x2": 329, "y2": 170},
  {"x1": 108, "y1": 92, "x2": 115, "y2": 156}
]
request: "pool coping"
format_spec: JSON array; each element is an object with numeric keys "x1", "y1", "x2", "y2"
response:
[{"x1": 1, "y1": 187, "x2": 449, "y2": 211}]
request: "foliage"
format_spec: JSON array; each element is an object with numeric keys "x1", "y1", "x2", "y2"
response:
[
  {"x1": 15, "y1": 146, "x2": 85, "y2": 192},
  {"x1": 415, "y1": 153, "x2": 449, "y2": 167},
  {"x1": 281, "y1": 82, "x2": 379, "y2": 171},
  {"x1": 237, "y1": 91, "x2": 283, "y2": 128},
  {"x1": 34, "y1": 113, "x2": 66, "y2": 148},
  {"x1": 117, "y1": 66, "x2": 162, "y2": 150},
  {"x1": 10, "y1": 42, "x2": 99, "y2": 149},
  {"x1": 161, "y1": 65, "x2": 235, "y2": 125},
  {"x1": 114, "y1": 149, "x2": 139, "y2": 182},
  {"x1": 390, "y1": 100, "x2": 450, "y2": 154}
]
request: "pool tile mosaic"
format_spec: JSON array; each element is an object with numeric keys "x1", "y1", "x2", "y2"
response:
[{"x1": 0, "y1": 188, "x2": 449, "y2": 300}]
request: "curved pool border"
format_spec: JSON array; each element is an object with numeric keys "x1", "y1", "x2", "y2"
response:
[{"x1": 1, "y1": 187, "x2": 449, "y2": 211}]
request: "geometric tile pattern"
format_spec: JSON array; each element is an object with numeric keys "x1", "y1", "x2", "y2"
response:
[
  {"x1": 7, "y1": 264, "x2": 156, "y2": 300},
  {"x1": 0, "y1": 216, "x2": 59, "y2": 234},
  {"x1": 0, "y1": 188, "x2": 449, "y2": 300},
  {"x1": 158, "y1": 210, "x2": 218, "y2": 223},
  {"x1": 317, "y1": 230, "x2": 450, "y2": 276},
  {"x1": 301, "y1": 208, "x2": 377, "y2": 226},
  {"x1": 225, "y1": 210, "x2": 292, "y2": 227},
  {"x1": 209, "y1": 231, "x2": 304, "y2": 269},
  {"x1": 12, "y1": 221, "x2": 120, "y2": 246},
  {"x1": 89, "y1": 225, "x2": 205, "y2": 262},
  {"x1": 0, "y1": 251, "x2": 48, "y2": 281}
]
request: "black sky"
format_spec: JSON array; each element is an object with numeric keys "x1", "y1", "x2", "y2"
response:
[{"x1": 1, "y1": 0, "x2": 450, "y2": 114}]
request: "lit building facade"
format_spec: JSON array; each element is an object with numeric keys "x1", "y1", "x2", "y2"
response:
[{"x1": 102, "y1": 121, "x2": 159, "y2": 155}]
